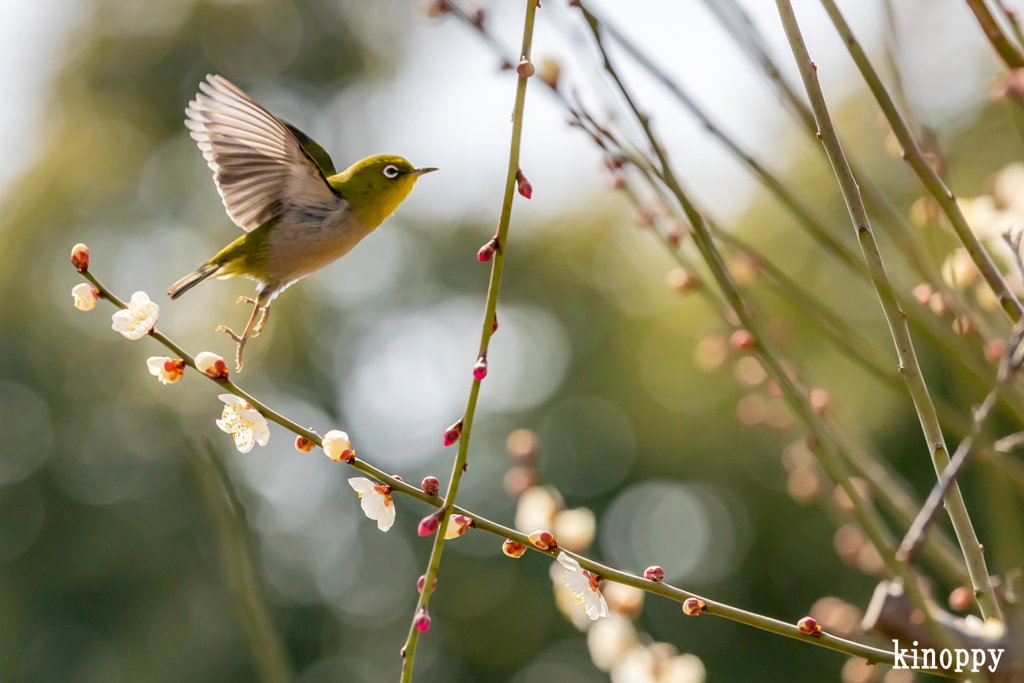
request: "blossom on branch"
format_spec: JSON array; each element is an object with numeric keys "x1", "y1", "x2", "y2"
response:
[
  {"x1": 557, "y1": 552, "x2": 609, "y2": 621},
  {"x1": 195, "y1": 351, "x2": 228, "y2": 379},
  {"x1": 146, "y1": 356, "x2": 184, "y2": 384},
  {"x1": 215, "y1": 394, "x2": 269, "y2": 453},
  {"x1": 323, "y1": 430, "x2": 355, "y2": 462},
  {"x1": 348, "y1": 477, "x2": 396, "y2": 532},
  {"x1": 111, "y1": 291, "x2": 158, "y2": 339},
  {"x1": 72, "y1": 283, "x2": 99, "y2": 311},
  {"x1": 444, "y1": 514, "x2": 473, "y2": 539}
]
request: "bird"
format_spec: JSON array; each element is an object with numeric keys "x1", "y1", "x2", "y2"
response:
[{"x1": 168, "y1": 75, "x2": 436, "y2": 372}]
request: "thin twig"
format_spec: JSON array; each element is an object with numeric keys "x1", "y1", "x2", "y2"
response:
[
  {"x1": 775, "y1": 0, "x2": 1003, "y2": 622},
  {"x1": 820, "y1": 0, "x2": 1023, "y2": 323},
  {"x1": 73, "y1": 264, "x2": 899, "y2": 665},
  {"x1": 966, "y1": 0, "x2": 1024, "y2": 70},
  {"x1": 399, "y1": 2, "x2": 538, "y2": 680},
  {"x1": 187, "y1": 440, "x2": 294, "y2": 683}
]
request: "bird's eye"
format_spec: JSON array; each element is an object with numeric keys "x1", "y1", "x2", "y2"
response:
[{"x1": 383, "y1": 165, "x2": 400, "y2": 179}]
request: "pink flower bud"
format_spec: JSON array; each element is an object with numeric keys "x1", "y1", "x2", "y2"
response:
[
  {"x1": 417, "y1": 574, "x2": 438, "y2": 594},
  {"x1": 682, "y1": 598, "x2": 705, "y2": 616},
  {"x1": 294, "y1": 435, "x2": 315, "y2": 453},
  {"x1": 528, "y1": 530, "x2": 557, "y2": 550},
  {"x1": 478, "y1": 238, "x2": 498, "y2": 262},
  {"x1": 443, "y1": 419, "x2": 463, "y2": 447},
  {"x1": 473, "y1": 356, "x2": 488, "y2": 380},
  {"x1": 421, "y1": 476, "x2": 440, "y2": 496},
  {"x1": 71, "y1": 243, "x2": 90, "y2": 271},
  {"x1": 517, "y1": 57, "x2": 535, "y2": 78},
  {"x1": 418, "y1": 511, "x2": 442, "y2": 537},
  {"x1": 729, "y1": 329, "x2": 756, "y2": 352},
  {"x1": 797, "y1": 616, "x2": 820, "y2": 635},
  {"x1": 392, "y1": 475, "x2": 404, "y2": 483},
  {"x1": 413, "y1": 608, "x2": 432, "y2": 632},
  {"x1": 644, "y1": 566, "x2": 665, "y2": 582},
  {"x1": 516, "y1": 169, "x2": 532, "y2": 199},
  {"x1": 502, "y1": 539, "x2": 527, "y2": 558},
  {"x1": 195, "y1": 351, "x2": 229, "y2": 379}
]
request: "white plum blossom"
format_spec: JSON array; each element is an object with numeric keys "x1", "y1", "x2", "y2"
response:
[
  {"x1": 215, "y1": 394, "x2": 269, "y2": 453},
  {"x1": 557, "y1": 551, "x2": 609, "y2": 620},
  {"x1": 348, "y1": 477, "x2": 396, "y2": 532},
  {"x1": 72, "y1": 283, "x2": 99, "y2": 311},
  {"x1": 111, "y1": 291, "x2": 159, "y2": 339},
  {"x1": 146, "y1": 356, "x2": 184, "y2": 385}
]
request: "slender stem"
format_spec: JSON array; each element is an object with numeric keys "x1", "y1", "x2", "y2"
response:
[
  {"x1": 75, "y1": 265, "x2": 899, "y2": 666},
  {"x1": 820, "y1": 0, "x2": 1023, "y2": 323},
  {"x1": 187, "y1": 441, "x2": 294, "y2": 683},
  {"x1": 399, "y1": 2, "x2": 538, "y2": 680},
  {"x1": 574, "y1": 1, "x2": 904, "y2": 588},
  {"x1": 776, "y1": 0, "x2": 1003, "y2": 622},
  {"x1": 965, "y1": 0, "x2": 1024, "y2": 69}
]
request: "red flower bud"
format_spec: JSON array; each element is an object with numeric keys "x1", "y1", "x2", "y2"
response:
[
  {"x1": 644, "y1": 566, "x2": 664, "y2": 582},
  {"x1": 443, "y1": 419, "x2": 463, "y2": 447},
  {"x1": 70, "y1": 243, "x2": 90, "y2": 271},
  {"x1": 473, "y1": 356, "x2": 488, "y2": 380},
  {"x1": 478, "y1": 238, "x2": 498, "y2": 262},
  {"x1": 392, "y1": 475, "x2": 404, "y2": 483},
  {"x1": 516, "y1": 168, "x2": 532, "y2": 199},
  {"x1": 417, "y1": 574, "x2": 438, "y2": 594},
  {"x1": 729, "y1": 329, "x2": 756, "y2": 352},
  {"x1": 421, "y1": 476, "x2": 440, "y2": 496},
  {"x1": 797, "y1": 616, "x2": 821, "y2": 635},
  {"x1": 413, "y1": 607, "x2": 432, "y2": 632},
  {"x1": 418, "y1": 511, "x2": 443, "y2": 537},
  {"x1": 528, "y1": 530, "x2": 557, "y2": 550}
]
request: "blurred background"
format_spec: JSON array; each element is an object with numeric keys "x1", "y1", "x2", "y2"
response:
[{"x1": 2, "y1": 0, "x2": 1024, "y2": 681}]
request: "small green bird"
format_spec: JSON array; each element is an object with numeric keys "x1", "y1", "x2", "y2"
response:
[{"x1": 168, "y1": 75, "x2": 436, "y2": 371}]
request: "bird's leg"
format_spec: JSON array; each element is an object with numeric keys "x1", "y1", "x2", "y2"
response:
[
  {"x1": 251, "y1": 305, "x2": 271, "y2": 339},
  {"x1": 215, "y1": 301, "x2": 262, "y2": 372}
]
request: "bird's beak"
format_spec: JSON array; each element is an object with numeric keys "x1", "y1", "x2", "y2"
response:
[{"x1": 407, "y1": 167, "x2": 439, "y2": 177}]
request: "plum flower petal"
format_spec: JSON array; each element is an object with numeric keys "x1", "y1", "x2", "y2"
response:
[
  {"x1": 72, "y1": 283, "x2": 98, "y2": 311},
  {"x1": 557, "y1": 551, "x2": 609, "y2": 620},
  {"x1": 146, "y1": 356, "x2": 184, "y2": 384},
  {"x1": 111, "y1": 291, "x2": 158, "y2": 339},
  {"x1": 349, "y1": 477, "x2": 395, "y2": 531},
  {"x1": 215, "y1": 394, "x2": 269, "y2": 453}
]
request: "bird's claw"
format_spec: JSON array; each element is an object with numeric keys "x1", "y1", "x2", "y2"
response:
[{"x1": 214, "y1": 325, "x2": 247, "y2": 372}]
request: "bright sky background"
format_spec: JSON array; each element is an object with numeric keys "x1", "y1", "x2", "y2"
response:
[{"x1": 0, "y1": 0, "x2": 1010, "y2": 225}]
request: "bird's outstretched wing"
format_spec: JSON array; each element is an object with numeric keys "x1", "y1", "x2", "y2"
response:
[{"x1": 185, "y1": 74, "x2": 338, "y2": 232}]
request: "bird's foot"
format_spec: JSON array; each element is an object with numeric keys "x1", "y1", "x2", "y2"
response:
[
  {"x1": 214, "y1": 325, "x2": 247, "y2": 373},
  {"x1": 251, "y1": 307, "x2": 270, "y2": 338}
]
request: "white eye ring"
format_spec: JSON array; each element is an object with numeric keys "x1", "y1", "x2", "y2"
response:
[{"x1": 383, "y1": 165, "x2": 400, "y2": 179}]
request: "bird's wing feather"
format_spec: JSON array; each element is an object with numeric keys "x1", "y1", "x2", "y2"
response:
[
  {"x1": 185, "y1": 74, "x2": 337, "y2": 232},
  {"x1": 283, "y1": 121, "x2": 337, "y2": 177}
]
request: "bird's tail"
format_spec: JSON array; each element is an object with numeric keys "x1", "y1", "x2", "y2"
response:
[{"x1": 167, "y1": 263, "x2": 219, "y2": 300}]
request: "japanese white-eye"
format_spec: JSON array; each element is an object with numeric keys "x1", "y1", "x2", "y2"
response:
[{"x1": 168, "y1": 75, "x2": 436, "y2": 371}]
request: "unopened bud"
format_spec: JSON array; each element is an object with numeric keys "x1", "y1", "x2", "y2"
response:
[
  {"x1": 644, "y1": 566, "x2": 664, "y2": 582},
  {"x1": 517, "y1": 57, "x2": 535, "y2": 78},
  {"x1": 667, "y1": 267, "x2": 698, "y2": 293},
  {"x1": 912, "y1": 283, "x2": 933, "y2": 306},
  {"x1": 413, "y1": 608, "x2": 432, "y2": 633},
  {"x1": 418, "y1": 510, "x2": 443, "y2": 537},
  {"x1": 195, "y1": 351, "x2": 229, "y2": 379},
  {"x1": 502, "y1": 539, "x2": 528, "y2": 558},
  {"x1": 443, "y1": 419, "x2": 463, "y2": 447},
  {"x1": 421, "y1": 476, "x2": 440, "y2": 496},
  {"x1": 516, "y1": 168, "x2": 533, "y2": 199},
  {"x1": 682, "y1": 598, "x2": 705, "y2": 615},
  {"x1": 417, "y1": 574, "x2": 438, "y2": 594},
  {"x1": 478, "y1": 237, "x2": 498, "y2": 262},
  {"x1": 810, "y1": 388, "x2": 830, "y2": 415},
  {"x1": 528, "y1": 529, "x2": 557, "y2": 550},
  {"x1": 71, "y1": 243, "x2": 90, "y2": 271},
  {"x1": 473, "y1": 355, "x2": 488, "y2": 380},
  {"x1": 928, "y1": 291, "x2": 949, "y2": 316},
  {"x1": 797, "y1": 616, "x2": 821, "y2": 635},
  {"x1": 294, "y1": 435, "x2": 315, "y2": 453},
  {"x1": 730, "y1": 329, "x2": 756, "y2": 352},
  {"x1": 322, "y1": 429, "x2": 355, "y2": 462},
  {"x1": 948, "y1": 586, "x2": 974, "y2": 612}
]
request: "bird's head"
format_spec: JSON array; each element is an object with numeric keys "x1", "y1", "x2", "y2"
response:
[{"x1": 330, "y1": 154, "x2": 437, "y2": 229}]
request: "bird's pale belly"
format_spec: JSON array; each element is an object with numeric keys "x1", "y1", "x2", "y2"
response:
[{"x1": 262, "y1": 200, "x2": 370, "y2": 293}]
